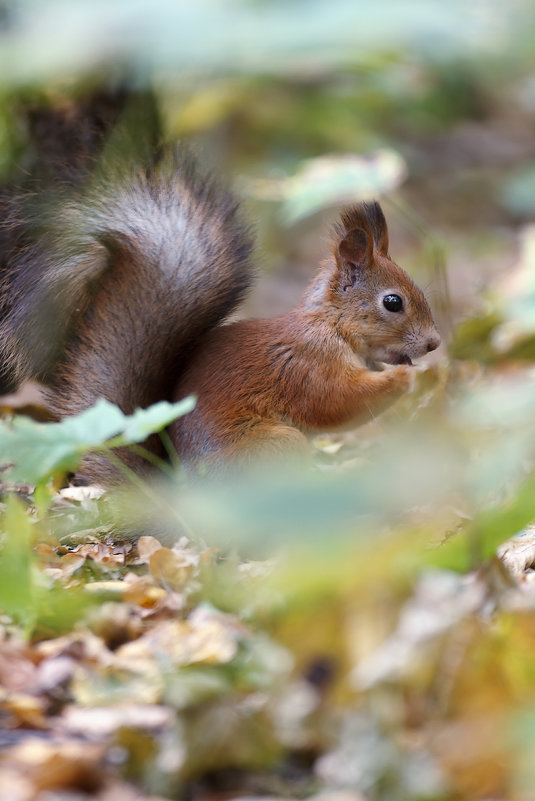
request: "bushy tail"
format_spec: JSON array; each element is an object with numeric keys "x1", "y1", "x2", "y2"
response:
[
  {"x1": 0, "y1": 142, "x2": 254, "y2": 479},
  {"x1": 50, "y1": 145, "x2": 254, "y2": 415},
  {"x1": 0, "y1": 87, "x2": 160, "y2": 393}
]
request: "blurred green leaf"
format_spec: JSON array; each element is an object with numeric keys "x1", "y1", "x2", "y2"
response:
[
  {"x1": 450, "y1": 308, "x2": 502, "y2": 362},
  {"x1": 115, "y1": 398, "x2": 196, "y2": 445},
  {"x1": 502, "y1": 225, "x2": 535, "y2": 331},
  {"x1": 267, "y1": 150, "x2": 407, "y2": 224},
  {"x1": 501, "y1": 163, "x2": 535, "y2": 216},
  {"x1": 0, "y1": 0, "x2": 530, "y2": 85},
  {"x1": 0, "y1": 496, "x2": 35, "y2": 628},
  {"x1": 0, "y1": 397, "x2": 195, "y2": 484},
  {"x1": 0, "y1": 499, "x2": 104, "y2": 634},
  {"x1": 468, "y1": 471, "x2": 535, "y2": 561}
]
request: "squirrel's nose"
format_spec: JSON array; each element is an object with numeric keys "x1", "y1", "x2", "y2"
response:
[{"x1": 426, "y1": 332, "x2": 441, "y2": 353}]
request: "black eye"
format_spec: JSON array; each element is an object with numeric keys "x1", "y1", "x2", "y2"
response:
[{"x1": 383, "y1": 294, "x2": 403, "y2": 312}]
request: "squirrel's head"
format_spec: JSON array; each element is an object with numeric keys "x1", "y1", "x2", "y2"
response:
[{"x1": 328, "y1": 201, "x2": 441, "y2": 366}]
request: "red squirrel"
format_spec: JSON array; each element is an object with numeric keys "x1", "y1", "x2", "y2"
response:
[
  {"x1": 0, "y1": 121, "x2": 440, "y2": 481},
  {"x1": 171, "y1": 203, "x2": 440, "y2": 471}
]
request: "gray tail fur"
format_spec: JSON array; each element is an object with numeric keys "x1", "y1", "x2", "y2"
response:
[{"x1": 0, "y1": 145, "x2": 254, "y2": 416}]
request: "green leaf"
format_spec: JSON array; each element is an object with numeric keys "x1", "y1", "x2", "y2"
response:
[
  {"x1": 116, "y1": 397, "x2": 196, "y2": 444},
  {"x1": 449, "y1": 309, "x2": 502, "y2": 363},
  {"x1": 501, "y1": 162, "x2": 535, "y2": 216},
  {"x1": 275, "y1": 151, "x2": 406, "y2": 224},
  {"x1": 0, "y1": 0, "x2": 529, "y2": 85},
  {"x1": 0, "y1": 496, "x2": 35, "y2": 629},
  {"x1": 0, "y1": 397, "x2": 195, "y2": 484},
  {"x1": 0, "y1": 497, "x2": 99, "y2": 635}
]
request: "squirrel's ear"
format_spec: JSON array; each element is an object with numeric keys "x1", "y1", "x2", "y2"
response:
[
  {"x1": 336, "y1": 228, "x2": 374, "y2": 288},
  {"x1": 338, "y1": 228, "x2": 371, "y2": 267},
  {"x1": 335, "y1": 228, "x2": 373, "y2": 291}
]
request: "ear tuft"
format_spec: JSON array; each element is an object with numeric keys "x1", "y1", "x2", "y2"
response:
[{"x1": 340, "y1": 201, "x2": 389, "y2": 256}]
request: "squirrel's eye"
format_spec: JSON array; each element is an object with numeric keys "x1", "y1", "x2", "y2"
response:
[{"x1": 383, "y1": 294, "x2": 403, "y2": 312}]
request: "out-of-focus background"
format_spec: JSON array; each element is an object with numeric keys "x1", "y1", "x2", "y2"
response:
[
  {"x1": 0, "y1": 0, "x2": 533, "y2": 335},
  {"x1": 2, "y1": 3, "x2": 535, "y2": 801}
]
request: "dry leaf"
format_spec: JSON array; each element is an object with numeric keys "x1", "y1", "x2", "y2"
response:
[
  {"x1": 34, "y1": 654, "x2": 77, "y2": 695},
  {"x1": 0, "y1": 767, "x2": 34, "y2": 801},
  {"x1": 2, "y1": 693, "x2": 48, "y2": 728},
  {"x1": 149, "y1": 547, "x2": 195, "y2": 590},
  {"x1": 122, "y1": 574, "x2": 169, "y2": 607},
  {"x1": 498, "y1": 526, "x2": 535, "y2": 578},
  {"x1": 136, "y1": 536, "x2": 164, "y2": 561},
  {"x1": 84, "y1": 581, "x2": 130, "y2": 597},
  {"x1": 62, "y1": 703, "x2": 175, "y2": 738},
  {"x1": 59, "y1": 486, "x2": 107, "y2": 502},
  {"x1": 1, "y1": 738, "x2": 105, "y2": 792},
  {"x1": 35, "y1": 631, "x2": 114, "y2": 669}
]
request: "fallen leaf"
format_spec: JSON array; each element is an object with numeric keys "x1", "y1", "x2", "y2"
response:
[
  {"x1": 149, "y1": 547, "x2": 195, "y2": 590},
  {"x1": 62, "y1": 703, "x2": 175, "y2": 738},
  {"x1": 1, "y1": 738, "x2": 105, "y2": 792},
  {"x1": 2, "y1": 693, "x2": 48, "y2": 728},
  {"x1": 136, "y1": 536, "x2": 164, "y2": 562}
]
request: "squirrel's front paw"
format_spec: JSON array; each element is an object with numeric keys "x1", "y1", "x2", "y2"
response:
[{"x1": 392, "y1": 363, "x2": 415, "y2": 393}]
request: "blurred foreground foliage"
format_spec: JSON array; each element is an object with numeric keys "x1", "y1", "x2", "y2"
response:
[
  {"x1": 1, "y1": 1, "x2": 535, "y2": 800},
  {"x1": 3, "y1": 352, "x2": 535, "y2": 800}
]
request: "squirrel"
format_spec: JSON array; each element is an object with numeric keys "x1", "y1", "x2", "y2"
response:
[
  {"x1": 170, "y1": 202, "x2": 441, "y2": 472},
  {"x1": 0, "y1": 104, "x2": 440, "y2": 482}
]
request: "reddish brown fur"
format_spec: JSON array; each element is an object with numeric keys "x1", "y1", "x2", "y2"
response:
[
  {"x1": 172, "y1": 315, "x2": 412, "y2": 470},
  {"x1": 172, "y1": 201, "x2": 440, "y2": 471}
]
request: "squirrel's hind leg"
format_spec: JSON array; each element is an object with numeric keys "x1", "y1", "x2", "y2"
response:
[{"x1": 216, "y1": 418, "x2": 310, "y2": 472}]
